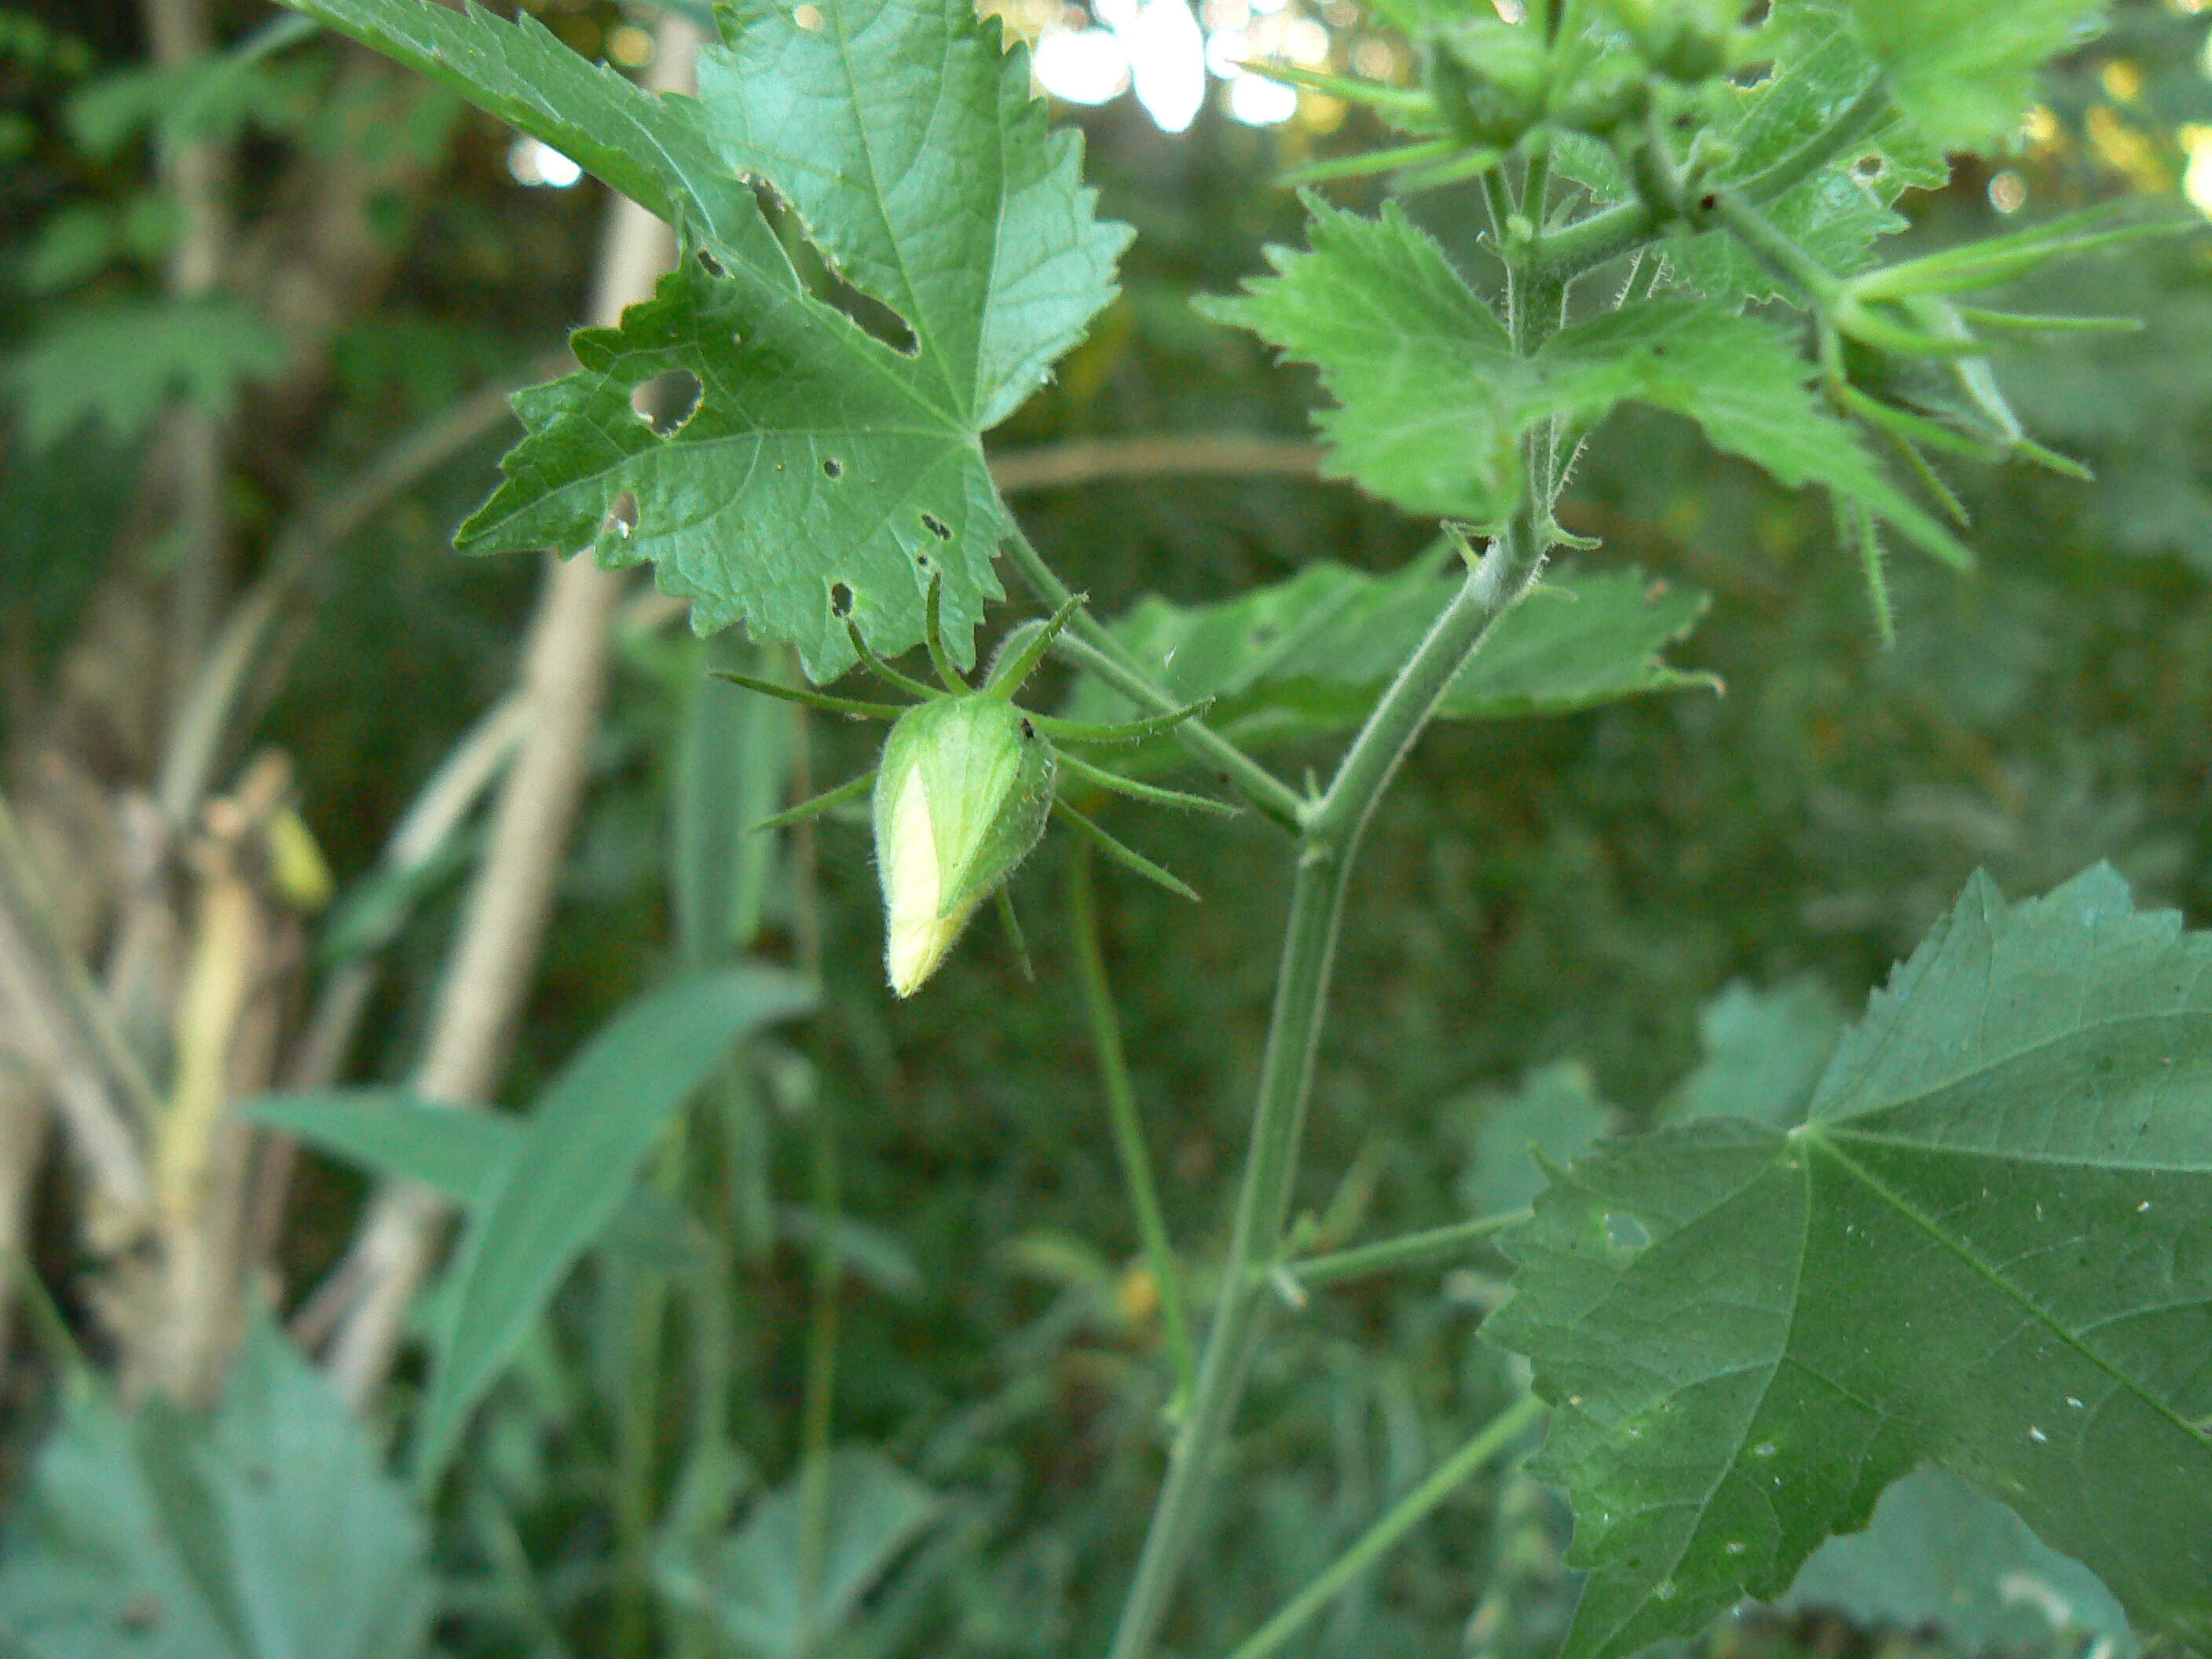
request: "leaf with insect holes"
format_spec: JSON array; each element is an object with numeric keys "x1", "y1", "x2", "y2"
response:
[
  {"x1": 1486, "y1": 864, "x2": 2212, "y2": 1659},
  {"x1": 1557, "y1": 0, "x2": 1949, "y2": 307},
  {"x1": 288, "y1": 0, "x2": 1127, "y2": 680},
  {"x1": 1210, "y1": 201, "x2": 1971, "y2": 568}
]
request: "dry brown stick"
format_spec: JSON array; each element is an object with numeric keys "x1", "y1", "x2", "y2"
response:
[
  {"x1": 156, "y1": 367, "x2": 556, "y2": 830},
  {"x1": 321, "y1": 17, "x2": 708, "y2": 1410},
  {"x1": 987, "y1": 434, "x2": 1323, "y2": 495},
  {"x1": 0, "y1": 1066, "x2": 51, "y2": 1376},
  {"x1": 0, "y1": 797, "x2": 155, "y2": 1252}
]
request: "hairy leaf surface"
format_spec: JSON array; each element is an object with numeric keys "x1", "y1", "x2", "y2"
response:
[
  {"x1": 1214, "y1": 203, "x2": 1969, "y2": 566},
  {"x1": 1488, "y1": 865, "x2": 2212, "y2": 1659}
]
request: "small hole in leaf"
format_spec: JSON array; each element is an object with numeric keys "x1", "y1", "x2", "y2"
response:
[
  {"x1": 822, "y1": 458, "x2": 844, "y2": 479},
  {"x1": 603, "y1": 492, "x2": 641, "y2": 540},
  {"x1": 920, "y1": 511, "x2": 952, "y2": 542},
  {"x1": 1854, "y1": 155, "x2": 1886, "y2": 181},
  {"x1": 1603, "y1": 1211, "x2": 1650, "y2": 1253},
  {"x1": 830, "y1": 581, "x2": 855, "y2": 617},
  {"x1": 634, "y1": 369, "x2": 702, "y2": 436},
  {"x1": 1697, "y1": 192, "x2": 1718, "y2": 213},
  {"x1": 696, "y1": 248, "x2": 725, "y2": 277}
]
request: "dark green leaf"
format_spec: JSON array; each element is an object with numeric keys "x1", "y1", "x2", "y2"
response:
[
  {"x1": 1064, "y1": 560, "x2": 1714, "y2": 760},
  {"x1": 415, "y1": 965, "x2": 813, "y2": 1481},
  {"x1": 330, "y1": 0, "x2": 1130, "y2": 678},
  {"x1": 1488, "y1": 865, "x2": 2212, "y2": 1659},
  {"x1": 273, "y1": 0, "x2": 782, "y2": 273}
]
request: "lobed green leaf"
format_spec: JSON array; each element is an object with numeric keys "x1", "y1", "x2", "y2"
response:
[{"x1": 1488, "y1": 864, "x2": 2212, "y2": 1659}]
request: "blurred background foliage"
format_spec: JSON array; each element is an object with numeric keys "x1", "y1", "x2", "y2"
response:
[{"x1": 1, "y1": 0, "x2": 2209, "y2": 1656}]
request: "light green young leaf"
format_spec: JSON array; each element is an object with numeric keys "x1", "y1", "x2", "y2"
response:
[
  {"x1": 0, "y1": 1322, "x2": 434, "y2": 1659},
  {"x1": 680, "y1": 1446, "x2": 941, "y2": 1659},
  {"x1": 415, "y1": 965, "x2": 812, "y2": 1481},
  {"x1": 5, "y1": 298, "x2": 287, "y2": 451},
  {"x1": 1213, "y1": 204, "x2": 1970, "y2": 567},
  {"x1": 1487, "y1": 865, "x2": 2212, "y2": 1659},
  {"x1": 1841, "y1": 0, "x2": 2104, "y2": 154},
  {"x1": 1661, "y1": 977, "x2": 1844, "y2": 1128},
  {"x1": 1063, "y1": 561, "x2": 1713, "y2": 760},
  {"x1": 1662, "y1": 0, "x2": 1946, "y2": 306},
  {"x1": 1775, "y1": 1467, "x2": 2137, "y2": 1656},
  {"x1": 449, "y1": 0, "x2": 1126, "y2": 677}
]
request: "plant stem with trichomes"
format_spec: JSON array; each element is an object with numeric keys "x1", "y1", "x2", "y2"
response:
[{"x1": 1101, "y1": 490, "x2": 1551, "y2": 1659}]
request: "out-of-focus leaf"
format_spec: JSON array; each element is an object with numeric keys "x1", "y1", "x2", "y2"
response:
[
  {"x1": 1661, "y1": 977, "x2": 1845, "y2": 1128},
  {"x1": 1489, "y1": 865, "x2": 2212, "y2": 1659},
  {"x1": 0, "y1": 1322, "x2": 434, "y2": 1659},
  {"x1": 5, "y1": 298, "x2": 287, "y2": 450},
  {"x1": 1064, "y1": 561, "x2": 1713, "y2": 763},
  {"x1": 248, "y1": 1089, "x2": 515, "y2": 1205},
  {"x1": 1460, "y1": 1062, "x2": 1613, "y2": 1219},
  {"x1": 672, "y1": 635, "x2": 793, "y2": 965},
  {"x1": 415, "y1": 965, "x2": 813, "y2": 1480},
  {"x1": 1840, "y1": 0, "x2": 2105, "y2": 153},
  {"x1": 683, "y1": 1446, "x2": 940, "y2": 1659},
  {"x1": 1774, "y1": 1467, "x2": 2137, "y2": 1655}
]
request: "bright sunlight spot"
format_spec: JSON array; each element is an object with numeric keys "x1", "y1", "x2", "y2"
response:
[
  {"x1": 507, "y1": 137, "x2": 583, "y2": 188},
  {"x1": 1227, "y1": 70, "x2": 1297, "y2": 123},
  {"x1": 2184, "y1": 126, "x2": 2212, "y2": 219},
  {"x1": 1119, "y1": 0, "x2": 1207, "y2": 133},
  {"x1": 1034, "y1": 25, "x2": 1133, "y2": 103}
]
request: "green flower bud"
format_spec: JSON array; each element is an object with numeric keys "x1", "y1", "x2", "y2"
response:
[
  {"x1": 1427, "y1": 21, "x2": 1550, "y2": 150},
  {"x1": 873, "y1": 694, "x2": 1055, "y2": 997}
]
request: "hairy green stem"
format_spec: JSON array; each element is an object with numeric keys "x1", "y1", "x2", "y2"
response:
[
  {"x1": 1105, "y1": 504, "x2": 1550, "y2": 1659},
  {"x1": 1000, "y1": 525, "x2": 1306, "y2": 833},
  {"x1": 1221, "y1": 1393, "x2": 1547, "y2": 1659},
  {"x1": 1535, "y1": 80, "x2": 1896, "y2": 283},
  {"x1": 1105, "y1": 843, "x2": 1346, "y2": 1659},
  {"x1": 1287, "y1": 1207, "x2": 1529, "y2": 1291},
  {"x1": 1068, "y1": 843, "x2": 1199, "y2": 1398}
]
